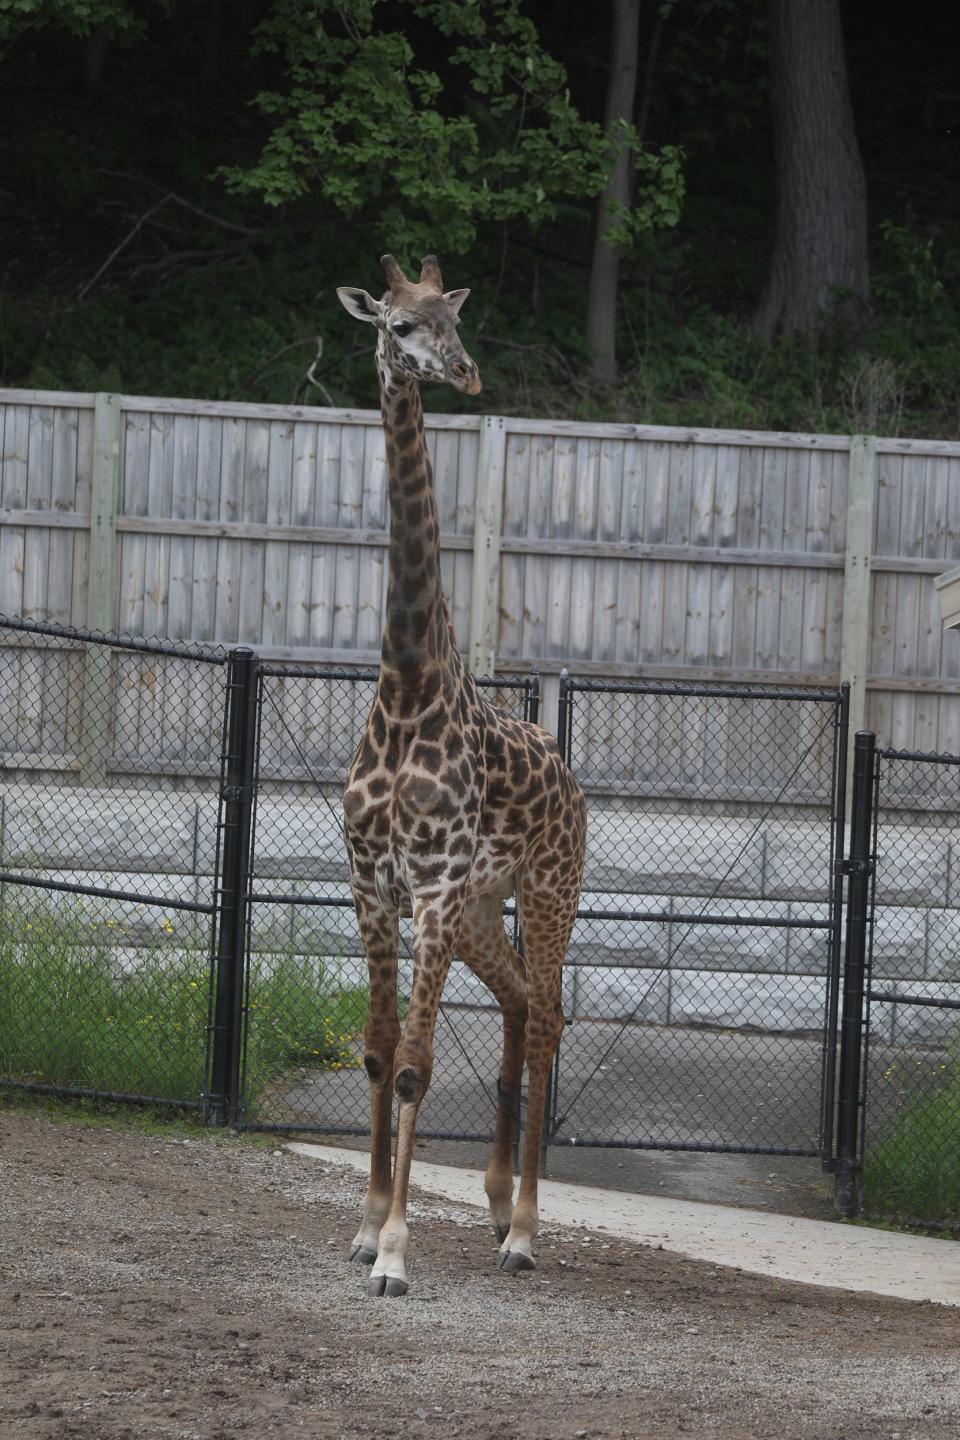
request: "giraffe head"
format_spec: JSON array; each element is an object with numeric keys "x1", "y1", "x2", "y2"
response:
[{"x1": 337, "y1": 254, "x2": 481, "y2": 396}]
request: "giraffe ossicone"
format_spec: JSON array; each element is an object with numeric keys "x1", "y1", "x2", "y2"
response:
[{"x1": 336, "y1": 254, "x2": 587, "y2": 1297}]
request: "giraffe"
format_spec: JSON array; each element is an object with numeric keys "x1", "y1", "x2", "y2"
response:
[{"x1": 335, "y1": 254, "x2": 587, "y2": 1298}]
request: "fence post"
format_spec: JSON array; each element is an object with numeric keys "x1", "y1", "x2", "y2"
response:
[
  {"x1": 79, "y1": 392, "x2": 122, "y2": 784},
  {"x1": 539, "y1": 670, "x2": 575, "y2": 1177},
  {"x1": 834, "y1": 728, "x2": 875, "y2": 1216},
  {"x1": 468, "y1": 414, "x2": 507, "y2": 679},
  {"x1": 820, "y1": 681, "x2": 850, "y2": 1170},
  {"x1": 206, "y1": 647, "x2": 259, "y2": 1127},
  {"x1": 839, "y1": 434, "x2": 877, "y2": 810}
]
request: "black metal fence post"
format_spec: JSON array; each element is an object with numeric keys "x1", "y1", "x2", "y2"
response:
[
  {"x1": 527, "y1": 670, "x2": 540, "y2": 727},
  {"x1": 820, "y1": 680, "x2": 850, "y2": 1170},
  {"x1": 834, "y1": 729, "x2": 876, "y2": 1215},
  {"x1": 206, "y1": 647, "x2": 259, "y2": 1127},
  {"x1": 539, "y1": 670, "x2": 575, "y2": 1177}
]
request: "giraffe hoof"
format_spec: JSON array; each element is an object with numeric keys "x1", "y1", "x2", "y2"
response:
[
  {"x1": 367, "y1": 1274, "x2": 409, "y2": 1298},
  {"x1": 498, "y1": 1249, "x2": 535, "y2": 1274},
  {"x1": 350, "y1": 1245, "x2": 378, "y2": 1266}
]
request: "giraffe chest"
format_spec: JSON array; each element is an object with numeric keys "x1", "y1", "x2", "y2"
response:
[{"x1": 343, "y1": 755, "x2": 527, "y2": 909}]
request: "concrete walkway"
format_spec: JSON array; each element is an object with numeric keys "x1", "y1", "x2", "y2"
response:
[{"x1": 289, "y1": 1142, "x2": 960, "y2": 1309}]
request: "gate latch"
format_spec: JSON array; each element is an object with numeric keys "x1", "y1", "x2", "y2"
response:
[
  {"x1": 839, "y1": 857, "x2": 875, "y2": 878},
  {"x1": 221, "y1": 783, "x2": 254, "y2": 805}
]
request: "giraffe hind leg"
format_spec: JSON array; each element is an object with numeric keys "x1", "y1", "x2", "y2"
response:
[
  {"x1": 455, "y1": 895, "x2": 529, "y2": 1242},
  {"x1": 497, "y1": 866, "x2": 579, "y2": 1275}
]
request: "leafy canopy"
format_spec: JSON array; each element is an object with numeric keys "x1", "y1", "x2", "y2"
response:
[
  {"x1": 0, "y1": 0, "x2": 151, "y2": 42},
  {"x1": 221, "y1": 0, "x2": 682, "y2": 256}
]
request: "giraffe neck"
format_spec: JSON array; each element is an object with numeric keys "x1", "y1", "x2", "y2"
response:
[{"x1": 377, "y1": 362, "x2": 457, "y2": 718}]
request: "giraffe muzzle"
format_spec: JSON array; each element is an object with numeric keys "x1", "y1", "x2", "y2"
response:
[{"x1": 447, "y1": 358, "x2": 482, "y2": 395}]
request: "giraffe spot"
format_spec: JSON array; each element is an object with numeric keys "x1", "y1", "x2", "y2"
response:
[
  {"x1": 419, "y1": 706, "x2": 447, "y2": 742},
  {"x1": 410, "y1": 858, "x2": 448, "y2": 884},
  {"x1": 412, "y1": 742, "x2": 442, "y2": 771},
  {"x1": 398, "y1": 773, "x2": 442, "y2": 815},
  {"x1": 440, "y1": 766, "x2": 467, "y2": 798}
]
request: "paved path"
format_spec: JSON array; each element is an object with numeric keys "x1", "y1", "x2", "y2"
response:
[{"x1": 290, "y1": 1141, "x2": 960, "y2": 1308}]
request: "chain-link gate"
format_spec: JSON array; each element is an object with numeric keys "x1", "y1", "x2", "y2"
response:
[
  {"x1": 239, "y1": 663, "x2": 540, "y2": 1137},
  {"x1": 0, "y1": 616, "x2": 230, "y2": 1112},
  {"x1": 857, "y1": 745, "x2": 960, "y2": 1223},
  {"x1": 551, "y1": 676, "x2": 849, "y2": 1160}
]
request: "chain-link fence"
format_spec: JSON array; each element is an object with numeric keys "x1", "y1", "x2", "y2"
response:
[
  {"x1": 861, "y1": 749, "x2": 960, "y2": 1225},
  {"x1": 0, "y1": 616, "x2": 228, "y2": 1109},
  {"x1": 554, "y1": 677, "x2": 848, "y2": 1157},
  {"x1": 3, "y1": 612, "x2": 862, "y2": 1181},
  {"x1": 242, "y1": 664, "x2": 539, "y2": 1136}
]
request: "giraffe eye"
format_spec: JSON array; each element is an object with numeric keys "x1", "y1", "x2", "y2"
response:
[{"x1": 392, "y1": 321, "x2": 414, "y2": 338}]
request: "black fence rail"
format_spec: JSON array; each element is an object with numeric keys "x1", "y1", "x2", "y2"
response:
[{"x1": 858, "y1": 746, "x2": 960, "y2": 1225}]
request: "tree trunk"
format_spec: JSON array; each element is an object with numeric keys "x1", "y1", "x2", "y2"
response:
[
  {"x1": 82, "y1": 24, "x2": 111, "y2": 97},
  {"x1": 200, "y1": 0, "x2": 222, "y2": 94},
  {"x1": 754, "y1": 0, "x2": 868, "y2": 341},
  {"x1": 586, "y1": 0, "x2": 641, "y2": 384}
]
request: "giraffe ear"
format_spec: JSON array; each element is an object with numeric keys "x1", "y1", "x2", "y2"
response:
[
  {"x1": 443, "y1": 288, "x2": 470, "y2": 316},
  {"x1": 336, "y1": 287, "x2": 381, "y2": 324}
]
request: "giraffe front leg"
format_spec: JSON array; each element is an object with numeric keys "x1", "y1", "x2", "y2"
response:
[
  {"x1": 349, "y1": 892, "x2": 400, "y2": 1267},
  {"x1": 367, "y1": 894, "x2": 460, "y2": 1298},
  {"x1": 367, "y1": 1097, "x2": 416, "y2": 1297}
]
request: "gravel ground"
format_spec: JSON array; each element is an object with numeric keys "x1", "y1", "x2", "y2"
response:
[{"x1": 1, "y1": 1106, "x2": 958, "y2": 1440}]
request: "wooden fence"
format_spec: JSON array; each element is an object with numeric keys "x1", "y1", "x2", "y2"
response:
[{"x1": 2, "y1": 386, "x2": 960, "y2": 773}]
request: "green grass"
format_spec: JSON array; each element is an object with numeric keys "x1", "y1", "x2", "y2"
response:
[
  {"x1": 0, "y1": 908, "x2": 366, "y2": 1112},
  {"x1": 862, "y1": 1058, "x2": 960, "y2": 1227},
  {"x1": 243, "y1": 953, "x2": 367, "y2": 1117}
]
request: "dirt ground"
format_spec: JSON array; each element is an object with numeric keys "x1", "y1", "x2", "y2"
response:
[{"x1": 1, "y1": 1107, "x2": 959, "y2": 1440}]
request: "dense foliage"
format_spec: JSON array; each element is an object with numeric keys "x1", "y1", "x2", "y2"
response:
[{"x1": 1, "y1": 0, "x2": 957, "y2": 435}]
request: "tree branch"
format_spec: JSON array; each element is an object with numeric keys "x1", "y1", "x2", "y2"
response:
[
  {"x1": 77, "y1": 196, "x2": 171, "y2": 301},
  {"x1": 97, "y1": 170, "x2": 264, "y2": 236}
]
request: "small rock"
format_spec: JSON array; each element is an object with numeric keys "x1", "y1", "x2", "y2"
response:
[{"x1": 415, "y1": 1407, "x2": 428, "y2": 1421}]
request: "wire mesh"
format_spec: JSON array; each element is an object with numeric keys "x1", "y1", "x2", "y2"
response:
[
  {"x1": 242, "y1": 665, "x2": 537, "y2": 1135},
  {"x1": 862, "y1": 750, "x2": 960, "y2": 1225},
  {"x1": 0, "y1": 617, "x2": 227, "y2": 1107},
  {"x1": 555, "y1": 679, "x2": 845, "y2": 1155}
]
